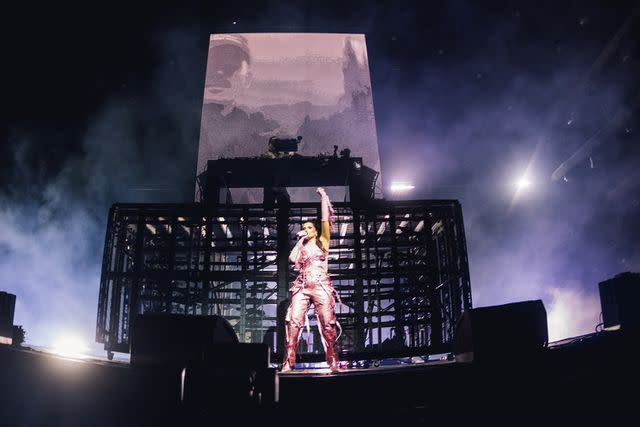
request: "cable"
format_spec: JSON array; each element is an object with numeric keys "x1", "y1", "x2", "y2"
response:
[{"x1": 595, "y1": 312, "x2": 604, "y2": 333}]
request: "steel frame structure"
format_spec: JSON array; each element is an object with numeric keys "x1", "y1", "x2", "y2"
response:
[{"x1": 96, "y1": 200, "x2": 471, "y2": 361}]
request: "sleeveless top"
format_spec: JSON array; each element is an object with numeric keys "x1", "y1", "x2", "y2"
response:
[
  {"x1": 295, "y1": 241, "x2": 329, "y2": 273},
  {"x1": 290, "y1": 241, "x2": 339, "y2": 302}
]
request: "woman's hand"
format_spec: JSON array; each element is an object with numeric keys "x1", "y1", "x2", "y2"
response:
[
  {"x1": 296, "y1": 230, "x2": 307, "y2": 239},
  {"x1": 316, "y1": 187, "x2": 328, "y2": 198}
]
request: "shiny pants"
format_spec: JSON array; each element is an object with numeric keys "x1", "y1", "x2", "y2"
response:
[{"x1": 282, "y1": 277, "x2": 339, "y2": 370}]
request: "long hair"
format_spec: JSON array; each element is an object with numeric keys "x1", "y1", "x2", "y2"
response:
[{"x1": 303, "y1": 221, "x2": 327, "y2": 252}]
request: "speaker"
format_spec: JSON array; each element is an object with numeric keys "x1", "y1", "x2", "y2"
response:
[
  {"x1": 180, "y1": 343, "x2": 277, "y2": 417},
  {"x1": 0, "y1": 292, "x2": 16, "y2": 345},
  {"x1": 599, "y1": 272, "x2": 640, "y2": 331},
  {"x1": 130, "y1": 314, "x2": 238, "y2": 367},
  {"x1": 453, "y1": 300, "x2": 548, "y2": 363}
]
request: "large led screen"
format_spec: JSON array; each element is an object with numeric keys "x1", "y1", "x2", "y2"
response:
[{"x1": 196, "y1": 33, "x2": 381, "y2": 202}]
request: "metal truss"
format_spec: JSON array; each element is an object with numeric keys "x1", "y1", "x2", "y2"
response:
[{"x1": 96, "y1": 200, "x2": 471, "y2": 361}]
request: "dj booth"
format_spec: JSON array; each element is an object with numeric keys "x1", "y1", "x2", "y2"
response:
[{"x1": 198, "y1": 156, "x2": 379, "y2": 204}]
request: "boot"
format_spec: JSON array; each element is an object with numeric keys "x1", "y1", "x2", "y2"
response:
[
  {"x1": 326, "y1": 343, "x2": 339, "y2": 372},
  {"x1": 323, "y1": 328, "x2": 340, "y2": 372},
  {"x1": 281, "y1": 326, "x2": 300, "y2": 372},
  {"x1": 281, "y1": 345, "x2": 296, "y2": 372}
]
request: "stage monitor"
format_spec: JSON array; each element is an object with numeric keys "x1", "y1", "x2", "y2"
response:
[
  {"x1": 453, "y1": 300, "x2": 548, "y2": 363},
  {"x1": 130, "y1": 314, "x2": 239, "y2": 367},
  {"x1": 0, "y1": 291, "x2": 16, "y2": 345},
  {"x1": 599, "y1": 272, "x2": 640, "y2": 332}
]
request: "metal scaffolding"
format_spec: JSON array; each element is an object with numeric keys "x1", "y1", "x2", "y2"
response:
[{"x1": 96, "y1": 200, "x2": 471, "y2": 361}]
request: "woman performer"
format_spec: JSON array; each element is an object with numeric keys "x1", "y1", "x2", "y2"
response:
[{"x1": 281, "y1": 187, "x2": 341, "y2": 372}]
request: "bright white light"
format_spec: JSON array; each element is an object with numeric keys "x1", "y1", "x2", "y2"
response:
[
  {"x1": 515, "y1": 176, "x2": 532, "y2": 192},
  {"x1": 51, "y1": 335, "x2": 90, "y2": 358},
  {"x1": 340, "y1": 223, "x2": 348, "y2": 237},
  {"x1": 390, "y1": 182, "x2": 415, "y2": 192},
  {"x1": 339, "y1": 223, "x2": 348, "y2": 245}
]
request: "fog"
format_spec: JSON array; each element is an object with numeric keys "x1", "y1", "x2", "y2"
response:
[{"x1": 1, "y1": 2, "x2": 638, "y2": 354}]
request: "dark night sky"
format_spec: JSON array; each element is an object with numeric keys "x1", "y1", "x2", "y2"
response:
[{"x1": 1, "y1": 0, "x2": 639, "y2": 354}]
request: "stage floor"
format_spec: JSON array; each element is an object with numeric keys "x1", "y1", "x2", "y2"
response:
[{"x1": 1, "y1": 330, "x2": 637, "y2": 426}]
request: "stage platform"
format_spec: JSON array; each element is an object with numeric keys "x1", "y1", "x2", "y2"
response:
[{"x1": 0, "y1": 329, "x2": 636, "y2": 426}]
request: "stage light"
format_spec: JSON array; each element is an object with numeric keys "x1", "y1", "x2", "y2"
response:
[
  {"x1": 51, "y1": 335, "x2": 90, "y2": 358},
  {"x1": 515, "y1": 175, "x2": 532, "y2": 192},
  {"x1": 358, "y1": 360, "x2": 370, "y2": 368},
  {"x1": 509, "y1": 173, "x2": 535, "y2": 209},
  {"x1": 339, "y1": 223, "x2": 348, "y2": 245},
  {"x1": 390, "y1": 182, "x2": 415, "y2": 192}
]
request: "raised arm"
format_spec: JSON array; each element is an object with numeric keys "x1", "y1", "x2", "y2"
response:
[{"x1": 317, "y1": 187, "x2": 333, "y2": 251}]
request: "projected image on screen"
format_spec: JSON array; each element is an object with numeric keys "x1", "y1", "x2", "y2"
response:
[{"x1": 196, "y1": 33, "x2": 381, "y2": 202}]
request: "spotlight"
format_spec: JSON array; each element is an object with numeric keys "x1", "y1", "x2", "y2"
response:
[
  {"x1": 515, "y1": 176, "x2": 532, "y2": 192},
  {"x1": 390, "y1": 182, "x2": 415, "y2": 192},
  {"x1": 52, "y1": 335, "x2": 90, "y2": 358}
]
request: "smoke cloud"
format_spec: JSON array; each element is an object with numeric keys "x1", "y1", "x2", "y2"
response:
[{"x1": 0, "y1": 29, "x2": 204, "y2": 354}]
